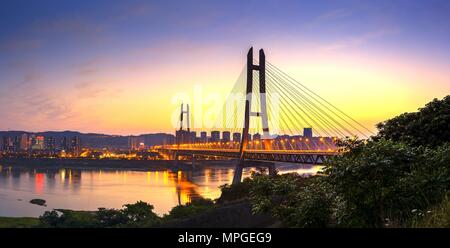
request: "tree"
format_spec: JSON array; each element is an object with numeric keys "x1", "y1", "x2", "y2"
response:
[
  {"x1": 122, "y1": 201, "x2": 160, "y2": 227},
  {"x1": 248, "y1": 173, "x2": 333, "y2": 227},
  {"x1": 376, "y1": 95, "x2": 450, "y2": 147}
]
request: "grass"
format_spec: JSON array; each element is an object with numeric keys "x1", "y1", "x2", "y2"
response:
[
  {"x1": 410, "y1": 196, "x2": 450, "y2": 228},
  {"x1": 0, "y1": 217, "x2": 40, "y2": 228}
]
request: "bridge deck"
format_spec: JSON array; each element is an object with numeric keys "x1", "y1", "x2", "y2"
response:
[{"x1": 157, "y1": 148, "x2": 338, "y2": 164}]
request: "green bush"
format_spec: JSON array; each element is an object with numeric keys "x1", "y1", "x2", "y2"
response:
[
  {"x1": 248, "y1": 173, "x2": 332, "y2": 227},
  {"x1": 323, "y1": 139, "x2": 450, "y2": 227},
  {"x1": 410, "y1": 195, "x2": 450, "y2": 228},
  {"x1": 122, "y1": 201, "x2": 160, "y2": 227},
  {"x1": 375, "y1": 95, "x2": 450, "y2": 147},
  {"x1": 40, "y1": 201, "x2": 160, "y2": 228},
  {"x1": 164, "y1": 198, "x2": 214, "y2": 220},
  {"x1": 39, "y1": 210, "x2": 99, "y2": 228}
]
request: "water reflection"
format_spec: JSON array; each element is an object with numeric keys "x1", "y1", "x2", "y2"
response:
[{"x1": 0, "y1": 163, "x2": 322, "y2": 217}]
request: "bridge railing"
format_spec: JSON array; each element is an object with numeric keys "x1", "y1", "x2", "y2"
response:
[{"x1": 156, "y1": 136, "x2": 339, "y2": 152}]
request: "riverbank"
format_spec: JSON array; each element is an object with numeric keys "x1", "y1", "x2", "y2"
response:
[
  {"x1": 0, "y1": 217, "x2": 39, "y2": 228},
  {"x1": 0, "y1": 157, "x2": 236, "y2": 172}
]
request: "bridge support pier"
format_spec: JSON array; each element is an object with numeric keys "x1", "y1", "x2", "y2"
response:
[
  {"x1": 232, "y1": 161, "x2": 277, "y2": 185},
  {"x1": 191, "y1": 155, "x2": 196, "y2": 170},
  {"x1": 233, "y1": 47, "x2": 273, "y2": 185},
  {"x1": 232, "y1": 164, "x2": 244, "y2": 185}
]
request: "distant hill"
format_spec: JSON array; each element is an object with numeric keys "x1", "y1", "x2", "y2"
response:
[{"x1": 0, "y1": 131, "x2": 175, "y2": 149}]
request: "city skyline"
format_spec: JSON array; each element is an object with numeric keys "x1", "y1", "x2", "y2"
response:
[{"x1": 1, "y1": 0, "x2": 450, "y2": 135}]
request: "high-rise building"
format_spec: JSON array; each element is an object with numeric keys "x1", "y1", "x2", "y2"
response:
[
  {"x1": 71, "y1": 136, "x2": 81, "y2": 156},
  {"x1": 200, "y1": 132, "x2": 207, "y2": 142},
  {"x1": 232, "y1": 132, "x2": 241, "y2": 143},
  {"x1": 0, "y1": 136, "x2": 5, "y2": 151},
  {"x1": 303, "y1": 128, "x2": 313, "y2": 137},
  {"x1": 3, "y1": 136, "x2": 13, "y2": 152},
  {"x1": 222, "y1": 131, "x2": 231, "y2": 142},
  {"x1": 128, "y1": 136, "x2": 140, "y2": 150},
  {"x1": 45, "y1": 136, "x2": 55, "y2": 152},
  {"x1": 61, "y1": 137, "x2": 69, "y2": 151},
  {"x1": 31, "y1": 136, "x2": 45, "y2": 150},
  {"x1": 189, "y1": 131, "x2": 196, "y2": 143},
  {"x1": 176, "y1": 130, "x2": 191, "y2": 144},
  {"x1": 210, "y1": 131, "x2": 220, "y2": 142},
  {"x1": 13, "y1": 136, "x2": 21, "y2": 152},
  {"x1": 20, "y1": 134, "x2": 28, "y2": 151}
]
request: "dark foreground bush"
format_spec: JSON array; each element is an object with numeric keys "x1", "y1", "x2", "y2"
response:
[
  {"x1": 40, "y1": 201, "x2": 159, "y2": 227},
  {"x1": 244, "y1": 139, "x2": 450, "y2": 228},
  {"x1": 163, "y1": 198, "x2": 215, "y2": 220}
]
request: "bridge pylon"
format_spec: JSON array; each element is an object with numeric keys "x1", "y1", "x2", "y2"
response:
[{"x1": 232, "y1": 47, "x2": 272, "y2": 185}]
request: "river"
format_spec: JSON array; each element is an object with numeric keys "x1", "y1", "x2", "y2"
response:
[{"x1": 0, "y1": 162, "x2": 322, "y2": 217}]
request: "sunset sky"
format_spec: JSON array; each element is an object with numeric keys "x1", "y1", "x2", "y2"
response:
[{"x1": 1, "y1": 0, "x2": 449, "y2": 135}]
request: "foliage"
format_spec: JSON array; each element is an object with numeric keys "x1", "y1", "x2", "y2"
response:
[
  {"x1": 248, "y1": 173, "x2": 333, "y2": 227},
  {"x1": 375, "y1": 95, "x2": 450, "y2": 147},
  {"x1": 245, "y1": 139, "x2": 450, "y2": 228},
  {"x1": 96, "y1": 208, "x2": 128, "y2": 227},
  {"x1": 164, "y1": 198, "x2": 215, "y2": 220},
  {"x1": 39, "y1": 201, "x2": 159, "y2": 228},
  {"x1": 216, "y1": 179, "x2": 253, "y2": 204},
  {"x1": 410, "y1": 195, "x2": 450, "y2": 228},
  {"x1": 0, "y1": 217, "x2": 39, "y2": 228},
  {"x1": 39, "y1": 210, "x2": 99, "y2": 228},
  {"x1": 323, "y1": 139, "x2": 450, "y2": 227},
  {"x1": 121, "y1": 201, "x2": 160, "y2": 227}
]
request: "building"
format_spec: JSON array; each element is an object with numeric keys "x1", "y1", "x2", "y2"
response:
[
  {"x1": 176, "y1": 130, "x2": 191, "y2": 144},
  {"x1": 128, "y1": 136, "x2": 146, "y2": 150},
  {"x1": 71, "y1": 136, "x2": 81, "y2": 156},
  {"x1": 210, "y1": 131, "x2": 220, "y2": 142},
  {"x1": 189, "y1": 131, "x2": 196, "y2": 143},
  {"x1": 200, "y1": 132, "x2": 207, "y2": 143},
  {"x1": 20, "y1": 134, "x2": 29, "y2": 151},
  {"x1": 61, "y1": 137, "x2": 69, "y2": 151},
  {"x1": 31, "y1": 136, "x2": 45, "y2": 150},
  {"x1": 45, "y1": 136, "x2": 55, "y2": 152},
  {"x1": 232, "y1": 132, "x2": 241, "y2": 143},
  {"x1": 303, "y1": 127, "x2": 313, "y2": 137},
  {"x1": 253, "y1": 133, "x2": 261, "y2": 141},
  {"x1": 222, "y1": 131, "x2": 231, "y2": 142},
  {"x1": 3, "y1": 136, "x2": 13, "y2": 152},
  {"x1": 13, "y1": 136, "x2": 21, "y2": 152}
]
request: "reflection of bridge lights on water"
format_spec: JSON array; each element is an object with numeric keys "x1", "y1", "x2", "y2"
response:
[{"x1": 0, "y1": 164, "x2": 324, "y2": 216}]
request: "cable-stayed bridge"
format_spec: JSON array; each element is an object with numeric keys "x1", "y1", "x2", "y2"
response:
[{"x1": 156, "y1": 47, "x2": 373, "y2": 184}]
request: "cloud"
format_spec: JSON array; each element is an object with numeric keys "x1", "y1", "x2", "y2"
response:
[
  {"x1": 74, "y1": 81, "x2": 123, "y2": 99},
  {"x1": 114, "y1": 2, "x2": 155, "y2": 21},
  {"x1": 32, "y1": 18, "x2": 103, "y2": 35},
  {"x1": 0, "y1": 39, "x2": 41, "y2": 52},
  {"x1": 319, "y1": 29, "x2": 397, "y2": 52},
  {"x1": 316, "y1": 8, "x2": 352, "y2": 22}
]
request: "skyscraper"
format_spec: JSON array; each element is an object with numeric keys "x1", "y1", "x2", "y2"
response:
[
  {"x1": 222, "y1": 131, "x2": 231, "y2": 142},
  {"x1": 232, "y1": 132, "x2": 241, "y2": 143},
  {"x1": 20, "y1": 133, "x2": 28, "y2": 151},
  {"x1": 176, "y1": 130, "x2": 191, "y2": 144},
  {"x1": 45, "y1": 136, "x2": 55, "y2": 152},
  {"x1": 189, "y1": 131, "x2": 196, "y2": 143},
  {"x1": 303, "y1": 128, "x2": 313, "y2": 137},
  {"x1": 210, "y1": 131, "x2": 220, "y2": 142},
  {"x1": 31, "y1": 136, "x2": 45, "y2": 150},
  {"x1": 71, "y1": 136, "x2": 81, "y2": 156},
  {"x1": 200, "y1": 131, "x2": 207, "y2": 142},
  {"x1": 61, "y1": 137, "x2": 69, "y2": 151}
]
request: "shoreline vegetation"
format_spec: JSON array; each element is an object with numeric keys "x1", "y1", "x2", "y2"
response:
[{"x1": 0, "y1": 95, "x2": 449, "y2": 228}]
